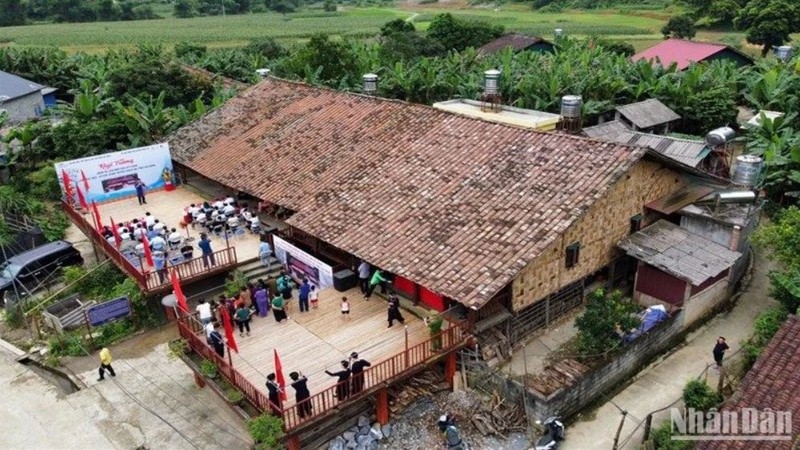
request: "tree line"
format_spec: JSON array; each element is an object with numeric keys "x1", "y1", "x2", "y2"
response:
[{"x1": 0, "y1": 0, "x2": 162, "y2": 25}]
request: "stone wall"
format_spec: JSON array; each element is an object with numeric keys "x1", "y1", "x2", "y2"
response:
[
  {"x1": 469, "y1": 309, "x2": 687, "y2": 422},
  {"x1": 683, "y1": 279, "x2": 729, "y2": 328},
  {"x1": 511, "y1": 159, "x2": 684, "y2": 311}
]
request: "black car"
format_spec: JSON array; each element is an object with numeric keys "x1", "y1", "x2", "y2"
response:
[{"x1": 0, "y1": 240, "x2": 84, "y2": 305}]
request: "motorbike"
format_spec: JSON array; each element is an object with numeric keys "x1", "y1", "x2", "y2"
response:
[{"x1": 535, "y1": 415, "x2": 565, "y2": 450}]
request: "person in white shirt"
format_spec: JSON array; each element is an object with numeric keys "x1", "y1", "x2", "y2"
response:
[
  {"x1": 189, "y1": 203, "x2": 200, "y2": 217},
  {"x1": 153, "y1": 220, "x2": 167, "y2": 231},
  {"x1": 144, "y1": 212, "x2": 156, "y2": 227},
  {"x1": 106, "y1": 235, "x2": 116, "y2": 245},
  {"x1": 120, "y1": 229, "x2": 132, "y2": 240},
  {"x1": 224, "y1": 196, "x2": 235, "y2": 206},
  {"x1": 150, "y1": 235, "x2": 167, "y2": 252},
  {"x1": 135, "y1": 240, "x2": 145, "y2": 256},
  {"x1": 241, "y1": 208, "x2": 253, "y2": 222},
  {"x1": 168, "y1": 228, "x2": 183, "y2": 247},
  {"x1": 204, "y1": 321, "x2": 215, "y2": 339},
  {"x1": 196, "y1": 299, "x2": 213, "y2": 325},
  {"x1": 227, "y1": 215, "x2": 240, "y2": 229},
  {"x1": 213, "y1": 200, "x2": 225, "y2": 209},
  {"x1": 211, "y1": 208, "x2": 220, "y2": 220},
  {"x1": 196, "y1": 213, "x2": 208, "y2": 227},
  {"x1": 249, "y1": 216, "x2": 261, "y2": 233},
  {"x1": 133, "y1": 224, "x2": 144, "y2": 240},
  {"x1": 223, "y1": 203, "x2": 236, "y2": 216}
]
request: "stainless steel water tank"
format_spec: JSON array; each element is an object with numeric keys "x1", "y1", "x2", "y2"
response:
[
  {"x1": 561, "y1": 95, "x2": 583, "y2": 118},
  {"x1": 715, "y1": 191, "x2": 757, "y2": 204},
  {"x1": 362, "y1": 73, "x2": 378, "y2": 93},
  {"x1": 705, "y1": 126, "x2": 736, "y2": 147},
  {"x1": 732, "y1": 155, "x2": 763, "y2": 187},
  {"x1": 483, "y1": 69, "x2": 501, "y2": 95},
  {"x1": 775, "y1": 46, "x2": 793, "y2": 62}
]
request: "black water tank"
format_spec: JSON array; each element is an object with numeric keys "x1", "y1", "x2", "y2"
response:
[{"x1": 333, "y1": 269, "x2": 357, "y2": 292}]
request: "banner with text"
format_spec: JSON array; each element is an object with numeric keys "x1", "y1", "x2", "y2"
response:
[
  {"x1": 54, "y1": 143, "x2": 175, "y2": 203},
  {"x1": 273, "y1": 235, "x2": 334, "y2": 290}
]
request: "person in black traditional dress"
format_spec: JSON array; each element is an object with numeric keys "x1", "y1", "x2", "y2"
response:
[
  {"x1": 349, "y1": 352, "x2": 371, "y2": 395},
  {"x1": 325, "y1": 360, "x2": 351, "y2": 401},
  {"x1": 265, "y1": 373, "x2": 282, "y2": 416},
  {"x1": 387, "y1": 294, "x2": 405, "y2": 328},
  {"x1": 289, "y1": 371, "x2": 312, "y2": 419}
]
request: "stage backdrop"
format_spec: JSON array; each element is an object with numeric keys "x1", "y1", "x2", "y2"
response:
[
  {"x1": 273, "y1": 235, "x2": 334, "y2": 290},
  {"x1": 54, "y1": 143, "x2": 174, "y2": 203}
]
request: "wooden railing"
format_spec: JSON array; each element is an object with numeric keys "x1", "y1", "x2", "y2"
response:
[
  {"x1": 62, "y1": 201, "x2": 238, "y2": 295},
  {"x1": 177, "y1": 313, "x2": 471, "y2": 433}
]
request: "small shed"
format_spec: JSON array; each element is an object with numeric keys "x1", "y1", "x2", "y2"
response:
[
  {"x1": 614, "y1": 99, "x2": 680, "y2": 133},
  {"x1": 477, "y1": 33, "x2": 554, "y2": 56},
  {"x1": 619, "y1": 220, "x2": 741, "y2": 328},
  {"x1": 584, "y1": 120, "x2": 709, "y2": 168}
]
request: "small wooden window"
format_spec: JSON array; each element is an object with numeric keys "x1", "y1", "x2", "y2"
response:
[
  {"x1": 565, "y1": 242, "x2": 580, "y2": 269},
  {"x1": 630, "y1": 214, "x2": 643, "y2": 235}
]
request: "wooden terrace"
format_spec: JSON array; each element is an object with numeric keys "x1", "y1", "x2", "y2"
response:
[
  {"x1": 177, "y1": 286, "x2": 471, "y2": 447},
  {"x1": 62, "y1": 187, "x2": 263, "y2": 296}
]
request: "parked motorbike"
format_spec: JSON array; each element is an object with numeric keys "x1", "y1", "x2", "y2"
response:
[{"x1": 535, "y1": 415, "x2": 565, "y2": 450}]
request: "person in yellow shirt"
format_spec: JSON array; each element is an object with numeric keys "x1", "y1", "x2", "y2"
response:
[{"x1": 98, "y1": 347, "x2": 116, "y2": 381}]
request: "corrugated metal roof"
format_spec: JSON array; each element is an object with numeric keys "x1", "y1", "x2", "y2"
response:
[
  {"x1": 630, "y1": 38, "x2": 751, "y2": 71},
  {"x1": 618, "y1": 220, "x2": 741, "y2": 285},
  {"x1": 615, "y1": 99, "x2": 680, "y2": 129},
  {"x1": 0, "y1": 71, "x2": 44, "y2": 102},
  {"x1": 477, "y1": 33, "x2": 551, "y2": 55},
  {"x1": 168, "y1": 78, "x2": 647, "y2": 308},
  {"x1": 583, "y1": 120, "x2": 708, "y2": 167}
]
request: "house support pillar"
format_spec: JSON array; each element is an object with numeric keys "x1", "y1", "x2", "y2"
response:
[
  {"x1": 376, "y1": 387, "x2": 390, "y2": 425},
  {"x1": 286, "y1": 435, "x2": 301, "y2": 450},
  {"x1": 444, "y1": 352, "x2": 457, "y2": 388}
]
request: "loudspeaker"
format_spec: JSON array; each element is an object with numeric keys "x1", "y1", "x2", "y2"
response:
[{"x1": 333, "y1": 269, "x2": 357, "y2": 292}]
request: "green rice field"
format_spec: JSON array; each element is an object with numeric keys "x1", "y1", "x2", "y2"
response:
[{"x1": 0, "y1": 3, "x2": 766, "y2": 54}]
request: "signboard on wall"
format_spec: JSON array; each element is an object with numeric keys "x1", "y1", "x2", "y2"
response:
[
  {"x1": 273, "y1": 235, "x2": 334, "y2": 290},
  {"x1": 87, "y1": 296, "x2": 132, "y2": 327},
  {"x1": 54, "y1": 143, "x2": 174, "y2": 203}
]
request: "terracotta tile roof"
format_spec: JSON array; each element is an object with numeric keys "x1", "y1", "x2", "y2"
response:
[
  {"x1": 168, "y1": 78, "x2": 645, "y2": 308},
  {"x1": 697, "y1": 315, "x2": 800, "y2": 450},
  {"x1": 477, "y1": 33, "x2": 551, "y2": 55},
  {"x1": 631, "y1": 38, "x2": 753, "y2": 71}
]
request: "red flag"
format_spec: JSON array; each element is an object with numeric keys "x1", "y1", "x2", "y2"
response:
[
  {"x1": 91, "y1": 201, "x2": 103, "y2": 232},
  {"x1": 76, "y1": 187, "x2": 89, "y2": 210},
  {"x1": 220, "y1": 306, "x2": 239, "y2": 353},
  {"x1": 61, "y1": 170, "x2": 74, "y2": 201},
  {"x1": 80, "y1": 170, "x2": 90, "y2": 191},
  {"x1": 141, "y1": 232, "x2": 154, "y2": 267},
  {"x1": 274, "y1": 349, "x2": 287, "y2": 401},
  {"x1": 170, "y1": 269, "x2": 190, "y2": 314},
  {"x1": 109, "y1": 216, "x2": 121, "y2": 247}
]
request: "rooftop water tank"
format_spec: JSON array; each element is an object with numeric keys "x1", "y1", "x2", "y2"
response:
[
  {"x1": 732, "y1": 155, "x2": 763, "y2": 187},
  {"x1": 775, "y1": 46, "x2": 793, "y2": 62},
  {"x1": 255, "y1": 68, "x2": 271, "y2": 78},
  {"x1": 554, "y1": 28, "x2": 564, "y2": 39},
  {"x1": 483, "y1": 69, "x2": 501, "y2": 95},
  {"x1": 362, "y1": 73, "x2": 378, "y2": 94},
  {"x1": 560, "y1": 95, "x2": 582, "y2": 118},
  {"x1": 705, "y1": 126, "x2": 736, "y2": 147}
]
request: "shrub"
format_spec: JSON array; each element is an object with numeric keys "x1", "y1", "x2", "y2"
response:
[
  {"x1": 683, "y1": 379, "x2": 722, "y2": 411},
  {"x1": 225, "y1": 387, "x2": 245, "y2": 404},
  {"x1": 768, "y1": 271, "x2": 800, "y2": 314},
  {"x1": 199, "y1": 359, "x2": 218, "y2": 378},
  {"x1": 651, "y1": 421, "x2": 692, "y2": 450},
  {"x1": 248, "y1": 414, "x2": 286, "y2": 450},
  {"x1": 225, "y1": 270, "x2": 249, "y2": 297},
  {"x1": 574, "y1": 289, "x2": 640, "y2": 357},
  {"x1": 167, "y1": 339, "x2": 189, "y2": 360},
  {"x1": 742, "y1": 306, "x2": 788, "y2": 370},
  {"x1": 175, "y1": 42, "x2": 207, "y2": 60},
  {"x1": 95, "y1": 319, "x2": 135, "y2": 348}
]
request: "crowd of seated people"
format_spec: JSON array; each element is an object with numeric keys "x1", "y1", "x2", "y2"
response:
[
  {"x1": 100, "y1": 211, "x2": 194, "y2": 275},
  {"x1": 184, "y1": 196, "x2": 262, "y2": 236}
]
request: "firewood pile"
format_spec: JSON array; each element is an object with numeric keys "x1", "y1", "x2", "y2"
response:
[
  {"x1": 469, "y1": 391, "x2": 527, "y2": 438},
  {"x1": 525, "y1": 359, "x2": 589, "y2": 396},
  {"x1": 388, "y1": 371, "x2": 451, "y2": 415},
  {"x1": 480, "y1": 329, "x2": 511, "y2": 367}
]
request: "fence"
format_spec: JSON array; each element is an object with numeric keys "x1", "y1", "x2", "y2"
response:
[
  {"x1": 177, "y1": 315, "x2": 470, "y2": 433},
  {"x1": 62, "y1": 201, "x2": 238, "y2": 295}
]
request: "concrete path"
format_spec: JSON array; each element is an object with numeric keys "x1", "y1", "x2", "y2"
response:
[
  {"x1": 0, "y1": 325, "x2": 251, "y2": 449},
  {"x1": 563, "y1": 251, "x2": 776, "y2": 450}
]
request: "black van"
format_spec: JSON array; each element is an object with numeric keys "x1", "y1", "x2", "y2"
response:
[{"x1": 0, "y1": 240, "x2": 84, "y2": 304}]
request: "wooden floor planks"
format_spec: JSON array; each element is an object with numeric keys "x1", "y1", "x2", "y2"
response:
[{"x1": 229, "y1": 286, "x2": 429, "y2": 406}]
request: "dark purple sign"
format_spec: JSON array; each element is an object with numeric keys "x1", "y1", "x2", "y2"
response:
[{"x1": 87, "y1": 297, "x2": 131, "y2": 327}]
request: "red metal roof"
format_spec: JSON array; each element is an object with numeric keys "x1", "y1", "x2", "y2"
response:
[
  {"x1": 631, "y1": 38, "x2": 733, "y2": 70},
  {"x1": 168, "y1": 78, "x2": 645, "y2": 308},
  {"x1": 697, "y1": 315, "x2": 800, "y2": 449}
]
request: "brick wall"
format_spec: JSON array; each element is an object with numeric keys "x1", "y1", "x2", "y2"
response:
[{"x1": 511, "y1": 159, "x2": 683, "y2": 311}]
